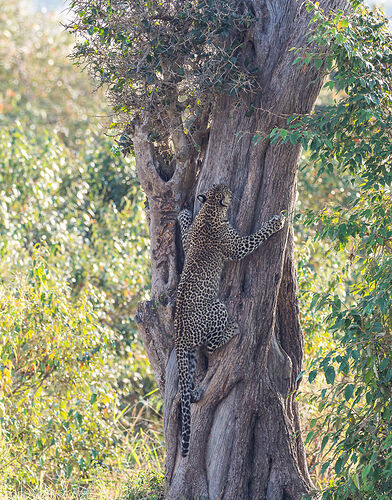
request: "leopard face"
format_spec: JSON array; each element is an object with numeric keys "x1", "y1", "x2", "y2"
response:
[{"x1": 197, "y1": 183, "x2": 233, "y2": 215}]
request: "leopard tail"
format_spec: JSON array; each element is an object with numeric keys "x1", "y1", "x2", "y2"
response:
[{"x1": 176, "y1": 344, "x2": 191, "y2": 457}]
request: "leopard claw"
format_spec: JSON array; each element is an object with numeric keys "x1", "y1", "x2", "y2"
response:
[{"x1": 190, "y1": 386, "x2": 204, "y2": 403}]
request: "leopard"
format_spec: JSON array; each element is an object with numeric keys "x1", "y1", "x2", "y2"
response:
[{"x1": 174, "y1": 183, "x2": 285, "y2": 457}]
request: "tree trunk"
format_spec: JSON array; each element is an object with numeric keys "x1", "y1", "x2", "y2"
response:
[{"x1": 134, "y1": 1, "x2": 347, "y2": 498}]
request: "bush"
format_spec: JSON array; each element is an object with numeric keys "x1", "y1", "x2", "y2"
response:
[{"x1": 0, "y1": 249, "x2": 121, "y2": 485}]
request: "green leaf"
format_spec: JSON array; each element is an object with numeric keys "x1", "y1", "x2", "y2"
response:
[
  {"x1": 335, "y1": 455, "x2": 344, "y2": 474},
  {"x1": 320, "y1": 435, "x2": 329, "y2": 453},
  {"x1": 353, "y1": 473, "x2": 360, "y2": 490},
  {"x1": 377, "y1": 295, "x2": 389, "y2": 315},
  {"x1": 362, "y1": 464, "x2": 372, "y2": 483},
  {"x1": 305, "y1": 431, "x2": 314, "y2": 445},
  {"x1": 314, "y1": 58, "x2": 323, "y2": 70},
  {"x1": 321, "y1": 460, "x2": 331, "y2": 475},
  {"x1": 289, "y1": 132, "x2": 300, "y2": 145},
  {"x1": 66, "y1": 464, "x2": 73, "y2": 479},
  {"x1": 280, "y1": 129, "x2": 288, "y2": 141},
  {"x1": 309, "y1": 293, "x2": 320, "y2": 310},
  {"x1": 308, "y1": 370, "x2": 318, "y2": 383},
  {"x1": 344, "y1": 384, "x2": 354, "y2": 401},
  {"x1": 324, "y1": 365, "x2": 335, "y2": 385}
]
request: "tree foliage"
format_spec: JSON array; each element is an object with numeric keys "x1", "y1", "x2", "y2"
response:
[
  {"x1": 281, "y1": 3, "x2": 392, "y2": 498},
  {"x1": 69, "y1": 0, "x2": 258, "y2": 160},
  {"x1": 3, "y1": 0, "x2": 392, "y2": 497}
]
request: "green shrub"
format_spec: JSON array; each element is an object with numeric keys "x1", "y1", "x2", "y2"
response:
[
  {"x1": 0, "y1": 249, "x2": 121, "y2": 485},
  {"x1": 289, "y1": 3, "x2": 392, "y2": 498}
]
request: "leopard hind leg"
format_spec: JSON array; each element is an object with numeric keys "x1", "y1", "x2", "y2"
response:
[{"x1": 204, "y1": 301, "x2": 239, "y2": 353}]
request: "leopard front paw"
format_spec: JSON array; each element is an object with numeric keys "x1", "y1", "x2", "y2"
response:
[
  {"x1": 190, "y1": 386, "x2": 204, "y2": 403},
  {"x1": 228, "y1": 319, "x2": 240, "y2": 337},
  {"x1": 178, "y1": 209, "x2": 192, "y2": 222},
  {"x1": 271, "y1": 213, "x2": 285, "y2": 230}
]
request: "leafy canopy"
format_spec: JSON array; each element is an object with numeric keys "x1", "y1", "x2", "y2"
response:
[{"x1": 69, "y1": 0, "x2": 257, "y2": 158}]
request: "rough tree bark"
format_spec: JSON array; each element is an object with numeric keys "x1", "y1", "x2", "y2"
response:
[{"x1": 133, "y1": 1, "x2": 347, "y2": 498}]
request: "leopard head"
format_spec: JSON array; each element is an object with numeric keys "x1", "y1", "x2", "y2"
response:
[{"x1": 197, "y1": 184, "x2": 233, "y2": 214}]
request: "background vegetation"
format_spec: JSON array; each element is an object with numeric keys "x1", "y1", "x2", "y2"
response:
[
  {"x1": 1, "y1": 0, "x2": 391, "y2": 498},
  {"x1": 0, "y1": 1, "x2": 163, "y2": 498}
]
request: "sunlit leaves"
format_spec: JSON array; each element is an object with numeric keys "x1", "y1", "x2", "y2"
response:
[
  {"x1": 291, "y1": 2, "x2": 392, "y2": 498},
  {"x1": 0, "y1": 249, "x2": 120, "y2": 483},
  {"x1": 0, "y1": 124, "x2": 156, "y2": 487},
  {"x1": 266, "y1": 4, "x2": 392, "y2": 191},
  {"x1": 0, "y1": 2, "x2": 160, "y2": 492}
]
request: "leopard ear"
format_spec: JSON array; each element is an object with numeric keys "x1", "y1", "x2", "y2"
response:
[{"x1": 197, "y1": 194, "x2": 207, "y2": 203}]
